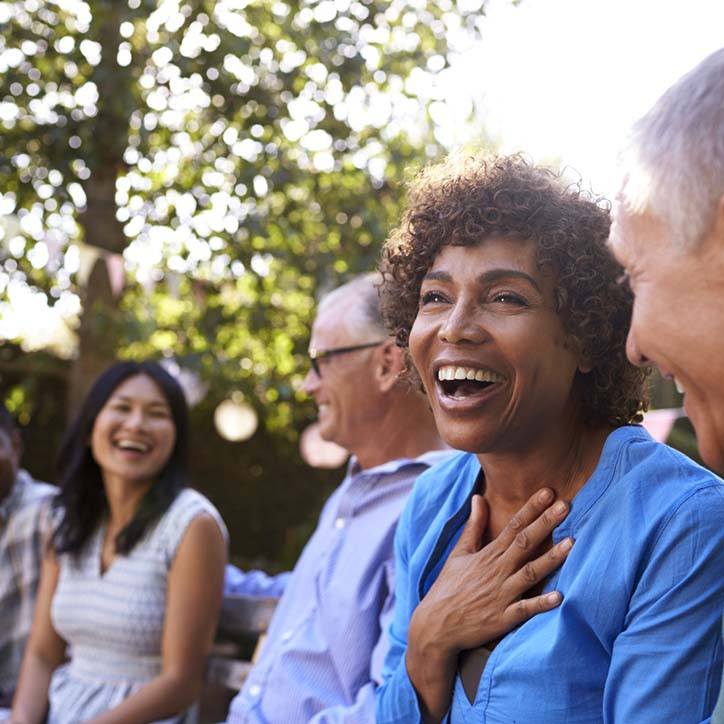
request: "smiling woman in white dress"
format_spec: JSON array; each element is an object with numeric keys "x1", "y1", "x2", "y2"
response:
[{"x1": 11, "y1": 361, "x2": 227, "y2": 724}]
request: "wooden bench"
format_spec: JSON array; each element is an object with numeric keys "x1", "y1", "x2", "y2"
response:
[
  {"x1": 200, "y1": 594, "x2": 279, "y2": 721},
  {"x1": 207, "y1": 593, "x2": 279, "y2": 688}
]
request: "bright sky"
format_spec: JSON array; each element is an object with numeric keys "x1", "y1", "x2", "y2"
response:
[{"x1": 442, "y1": 0, "x2": 724, "y2": 198}]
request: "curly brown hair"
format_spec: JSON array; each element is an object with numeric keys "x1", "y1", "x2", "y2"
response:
[{"x1": 379, "y1": 153, "x2": 648, "y2": 428}]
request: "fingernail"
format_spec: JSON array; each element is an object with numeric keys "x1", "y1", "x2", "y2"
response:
[
  {"x1": 539, "y1": 488, "x2": 553, "y2": 503},
  {"x1": 546, "y1": 591, "x2": 562, "y2": 604},
  {"x1": 553, "y1": 501, "x2": 567, "y2": 515},
  {"x1": 560, "y1": 537, "x2": 574, "y2": 551}
]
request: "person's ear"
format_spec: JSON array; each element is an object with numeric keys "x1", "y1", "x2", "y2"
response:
[
  {"x1": 375, "y1": 339, "x2": 405, "y2": 393},
  {"x1": 566, "y1": 334, "x2": 592, "y2": 375},
  {"x1": 699, "y1": 193, "x2": 724, "y2": 261},
  {"x1": 713, "y1": 193, "x2": 724, "y2": 245},
  {"x1": 10, "y1": 430, "x2": 22, "y2": 465}
]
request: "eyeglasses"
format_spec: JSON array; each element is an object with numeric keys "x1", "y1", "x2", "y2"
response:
[{"x1": 308, "y1": 341, "x2": 385, "y2": 378}]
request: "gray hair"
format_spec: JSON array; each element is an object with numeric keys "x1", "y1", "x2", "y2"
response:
[
  {"x1": 619, "y1": 47, "x2": 724, "y2": 248},
  {"x1": 318, "y1": 272, "x2": 386, "y2": 337}
]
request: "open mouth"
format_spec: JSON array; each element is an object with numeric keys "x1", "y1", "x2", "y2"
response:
[
  {"x1": 114, "y1": 439, "x2": 151, "y2": 454},
  {"x1": 436, "y1": 365, "x2": 504, "y2": 400}
]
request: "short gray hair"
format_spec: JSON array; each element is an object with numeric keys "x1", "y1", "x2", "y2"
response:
[
  {"x1": 318, "y1": 272, "x2": 386, "y2": 337},
  {"x1": 619, "y1": 47, "x2": 724, "y2": 248}
]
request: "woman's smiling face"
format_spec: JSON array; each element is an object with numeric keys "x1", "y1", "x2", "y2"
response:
[
  {"x1": 90, "y1": 373, "x2": 177, "y2": 487},
  {"x1": 409, "y1": 238, "x2": 586, "y2": 455}
]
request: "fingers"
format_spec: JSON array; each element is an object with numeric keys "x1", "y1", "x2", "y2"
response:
[
  {"x1": 493, "y1": 488, "x2": 556, "y2": 552},
  {"x1": 450, "y1": 494, "x2": 489, "y2": 557},
  {"x1": 504, "y1": 589, "x2": 564, "y2": 628},
  {"x1": 502, "y1": 498, "x2": 570, "y2": 570},
  {"x1": 506, "y1": 536, "x2": 574, "y2": 597}
]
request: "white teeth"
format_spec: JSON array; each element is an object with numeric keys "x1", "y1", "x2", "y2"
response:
[
  {"x1": 437, "y1": 365, "x2": 503, "y2": 383},
  {"x1": 674, "y1": 378, "x2": 685, "y2": 394},
  {"x1": 117, "y1": 440, "x2": 149, "y2": 452}
]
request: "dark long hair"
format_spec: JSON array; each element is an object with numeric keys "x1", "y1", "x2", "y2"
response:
[{"x1": 52, "y1": 361, "x2": 190, "y2": 557}]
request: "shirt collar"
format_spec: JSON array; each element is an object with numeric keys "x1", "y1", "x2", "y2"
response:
[
  {"x1": 346, "y1": 448, "x2": 455, "y2": 479},
  {"x1": 553, "y1": 425, "x2": 648, "y2": 538}
]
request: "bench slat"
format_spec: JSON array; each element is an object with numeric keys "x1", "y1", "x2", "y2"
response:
[{"x1": 219, "y1": 594, "x2": 279, "y2": 636}]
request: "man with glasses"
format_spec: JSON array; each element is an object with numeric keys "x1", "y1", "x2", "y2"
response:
[{"x1": 226, "y1": 273, "x2": 450, "y2": 723}]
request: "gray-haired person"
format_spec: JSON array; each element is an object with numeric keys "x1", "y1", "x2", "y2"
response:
[{"x1": 608, "y1": 47, "x2": 724, "y2": 722}]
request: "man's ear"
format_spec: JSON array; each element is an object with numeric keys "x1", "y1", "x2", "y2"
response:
[
  {"x1": 713, "y1": 193, "x2": 724, "y2": 246},
  {"x1": 10, "y1": 430, "x2": 23, "y2": 464},
  {"x1": 375, "y1": 339, "x2": 405, "y2": 393},
  {"x1": 701, "y1": 193, "x2": 724, "y2": 261}
]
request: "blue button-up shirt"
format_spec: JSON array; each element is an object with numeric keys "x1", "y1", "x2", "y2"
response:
[
  {"x1": 376, "y1": 426, "x2": 724, "y2": 723},
  {"x1": 227, "y1": 449, "x2": 453, "y2": 723}
]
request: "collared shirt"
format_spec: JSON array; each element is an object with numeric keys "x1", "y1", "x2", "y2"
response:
[
  {"x1": 226, "y1": 449, "x2": 453, "y2": 724},
  {"x1": 377, "y1": 426, "x2": 724, "y2": 724},
  {"x1": 0, "y1": 470, "x2": 56, "y2": 702}
]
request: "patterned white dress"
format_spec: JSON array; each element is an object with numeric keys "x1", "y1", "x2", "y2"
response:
[{"x1": 48, "y1": 488, "x2": 227, "y2": 724}]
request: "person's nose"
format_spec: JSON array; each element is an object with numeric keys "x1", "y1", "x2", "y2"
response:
[
  {"x1": 625, "y1": 324, "x2": 649, "y2": 367},
  {"x1": 122, "y1": 407, "x2": 147, "y2": 431},
  {"x1": 438, "y1": 299, "x2": 488, "y2": 345},
  {"x1": 302, "y1": 368, "x2": 320, "y2": 395}
]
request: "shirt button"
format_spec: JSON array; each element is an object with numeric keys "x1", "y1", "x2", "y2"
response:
[
  {"x1": 281, "y1": 630, "x2": 293, "y2": 642},
  {"x1": 248, "y1": 684, "x2": 261, "y2": 697},
  {"x1": 334, "y1": 517, "x2": 345, "y2": 529}
]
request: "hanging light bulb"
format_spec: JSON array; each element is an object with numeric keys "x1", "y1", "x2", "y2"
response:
[{"x1": 214, "y1": 392, "x2": 258, "y2": 442}]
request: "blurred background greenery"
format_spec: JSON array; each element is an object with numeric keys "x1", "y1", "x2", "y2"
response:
[{"x1": 0, "y1": 0, "x2": 697, "y2": 571}]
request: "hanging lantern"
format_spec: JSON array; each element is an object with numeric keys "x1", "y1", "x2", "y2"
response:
[{"x1": 214, "y1": 393, "x2": 258, "y2": 442}]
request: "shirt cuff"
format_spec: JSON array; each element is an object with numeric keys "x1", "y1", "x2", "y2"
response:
[{"x1": 376, "y1": 657, "x2": 424, "y2": 724}]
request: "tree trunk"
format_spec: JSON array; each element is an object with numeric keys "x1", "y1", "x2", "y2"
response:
[{"x1": 67, "y1": 1, "x2": 131, "y2": 417}]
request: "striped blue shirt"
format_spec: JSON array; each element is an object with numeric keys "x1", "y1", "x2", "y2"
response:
[
  {"x1": 226, "y1": 450, "x2": 453, "y2": 724},
  {"x1": 376, "y1": 426, "x2": 724, "y2": 723}
]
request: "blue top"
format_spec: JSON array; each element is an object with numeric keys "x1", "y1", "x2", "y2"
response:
[{"x1": 376, "y1": 426, "x2": 724, "y2": 724}]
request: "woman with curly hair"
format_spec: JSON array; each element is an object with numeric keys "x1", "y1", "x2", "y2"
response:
[{"x1": 375, "y1": 154, "x2": 724, "y2": 723}]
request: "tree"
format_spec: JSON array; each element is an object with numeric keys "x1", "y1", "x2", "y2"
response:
[
  {"x1": 0, "y1": 0, "x2": 484, "y2": 564},
  {"x1": 0, "y1": 0, "x2": 483, "y2": 423}
]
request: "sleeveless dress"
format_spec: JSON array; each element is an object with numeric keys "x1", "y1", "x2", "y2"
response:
[{"x1": 48, "y1": 489, "x2": 227, "y2": 724}]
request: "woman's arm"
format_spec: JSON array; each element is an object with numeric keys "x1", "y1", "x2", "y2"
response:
[
  {"x1": 11, "y1": 551, "x2": 67, "y2": 724},
  {"x1": 400, "y1": 491, "x2": 572, "y2": 723},
  {"x1": 86, "y1": 513, "x2": 226, "y2": 724}
]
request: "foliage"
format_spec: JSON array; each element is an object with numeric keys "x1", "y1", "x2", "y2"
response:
[
  {"x1": 0, "y1": 0, "x2": 483, "y2": 431},
  {"x1": 0, "y1": 0, "x2": 485, "y2": 563}
]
